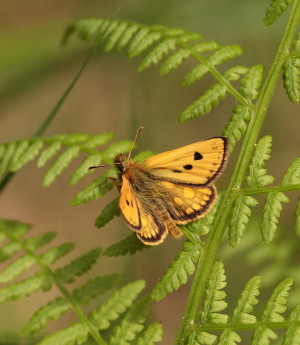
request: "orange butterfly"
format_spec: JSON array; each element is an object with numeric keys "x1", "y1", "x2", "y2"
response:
[{"x1": 90, "y1": 128, "x2": 229, "y2": 245}]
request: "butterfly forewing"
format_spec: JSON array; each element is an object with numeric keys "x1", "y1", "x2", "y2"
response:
[
  {"x1": 119, "y1": 176, "x2": 141, "y2": 230},
  {"x1": 143, "y1": 137, "x2": 229, "y2": 186}
]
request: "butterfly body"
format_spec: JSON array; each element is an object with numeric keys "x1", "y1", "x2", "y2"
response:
[{"x1": 112, "y1": 137, "x2": 229, "y2": 245}]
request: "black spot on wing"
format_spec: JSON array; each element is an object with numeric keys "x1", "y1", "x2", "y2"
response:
[
  {"x1": 194, "y1": 151, "x2": 203, "y2": 160},
  {"x1": 184, "y1": 164, "x2": 193, "y2": 170},
  {"x1": 126, "y1": 199, "x2": 130, "y2": 206},
  {"x1": 173, "y1": 169, "x2": 182, "y2": 173}
]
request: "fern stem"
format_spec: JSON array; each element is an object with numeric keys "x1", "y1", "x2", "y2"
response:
[
  {"x1": 5, "y1": 230, "x2": 107, "y2": 345},
  {"x1": 192, "y1": 320, "x2": 300, "y2": 332},
  {"x1": 176, "y1": 2, "x2": 300, "y2": 344}
]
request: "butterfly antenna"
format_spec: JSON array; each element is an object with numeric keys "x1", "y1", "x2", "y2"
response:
[
  {"x1": 88, "y1": 163, "x2": 121, "y2": 170},
  {"x1": 128, "y1": 126, "x2": 144, "y2": 159}
]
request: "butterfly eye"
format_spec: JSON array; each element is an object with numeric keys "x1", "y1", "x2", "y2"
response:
[{"x1": 117, "y1": 165, "x2": 124, "y2": 173}]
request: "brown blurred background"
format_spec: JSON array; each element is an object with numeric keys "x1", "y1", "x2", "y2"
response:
[{"x1": 0, "y1": 1, "x2": 299, "y2": 344}]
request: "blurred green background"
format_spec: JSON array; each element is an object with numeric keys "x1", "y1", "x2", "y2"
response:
[{"x1": 0, "y1": 1, "x2": 299, "y2": 344}]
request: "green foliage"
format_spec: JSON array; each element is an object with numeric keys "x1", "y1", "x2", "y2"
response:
[
  {"x1": 63, "y1": 17, "x2": 261, "y2": 125},
  {"x1": 228, "y1": 195, "x2": 259, "y2": 247},
  {"x1": 192, "y1": 266, "x2": 298, "y2": 344},
  {"x1": 151, "y1": 241, "x2": 201, "y2": 301},
  {"x1": 264, "y1": 0, "x2": 293, "y2": 26},
  {"x1": 90, "y1": 280, "x2": 146, "y2": 330},
  {"x1": 200, "y1": 259, "x2": 228, "y2": 325},
  {"x1": 261, "y1": 191, "x2": 290, "y2": 244},
  {"x1": 223, "y1": 105, "x2": 251, "y2": 151},
  {"x1": 0, "y1": 132, "x2": 132, "y2": 190},
  {"x1": 95, "y1": 197, "x2": 121, "y2": 228},
  {"x1": 103, "y1": 233, "x2": 151, "y2": 257},
  {"x1": 283, "y1": 56, "x2": 300, "y2": 103},
  {"x1": 3, "y1": 3, "x2": 300, "y2": 345},
  {"x1": 0, "y1": 219, "x2": 158, "y2": 344},
  {"x1": 247, "y1": 135, "x2": 274, "y2": 188}
]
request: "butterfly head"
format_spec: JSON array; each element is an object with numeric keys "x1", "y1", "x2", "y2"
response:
[
  {"x1": 114, "y1": 153, "x2": 129, "y2": 173},
  {"x1": 88, "y1": 127, "x2": 144, "y2": 173}
]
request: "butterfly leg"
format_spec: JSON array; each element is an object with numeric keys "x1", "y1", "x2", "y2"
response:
[{"x1": 109, "y1": 176, "x2": 122, "y2": 192}]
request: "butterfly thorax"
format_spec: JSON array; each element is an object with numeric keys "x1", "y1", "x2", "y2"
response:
[{"x1": 114, "y1": 153, "x2": 153, "y2": 192}]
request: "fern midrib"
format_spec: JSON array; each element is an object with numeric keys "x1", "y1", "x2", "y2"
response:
[
  {"x1": 5, "y1": 230, "x2": 107, "y2": 345},
  {"x1": 178, "y1": 41, "x2": 248, "y2": 105},
  {"x1": 241, "y1": 184, "x2": 300, "y2": 195},
  {"x1": 176, "y1": 1, "x2": 300, "y2": 344},
  {"x1": 191, "y1": 320, "x2": 300, "y2": 332}
]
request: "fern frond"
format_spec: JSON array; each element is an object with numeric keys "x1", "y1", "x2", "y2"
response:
[
  {"x1": 108, "y1": 296, "x2": 152, "y2": 345},
  {"x1": 223, "y1": 105, "x2": 251, "y2": 151},
  {"x1": 261, "y1": 278, "x2": 293, "y2": 322},
  {"x1": 0, "y1": 274, "x2": 52, "y2": 303},
  {"x1": 228, "y1": 195, "x2": 258, "y2": 247},
  {"x1": 70, "y1": 169, "x2": 115, "y2": 206},
  {"x1": 37, "y1": 141, "x2": 62, "y2": 167},
  {"x1": 128, "y1": 29, "x2": 162, "y2": 58},
  {"x1": 22, "y1": 297, "x2": 71, "y2": 336},
  {"x1": 98, "y1": 140, "x2": 133, "y2": 163},
  {"x1": 151, "y1": 241, "x2": 201, "y2": 301},
  {"x1": 104, "y1": 233, "x2": 150, "y2": 257},
  {"x1": 0, "y1": 132, "x2": 119, "y2": 189},
  {"x1": 207, "y1": 45, "x2": 243, "y2": 66},
  {"x1": 283, "y1": 304, "x2": 300, "y2": 345},
  {"x1": 0, "y1": 254, "x2": 35, "y2": 283},
  {"x1": 223, "y1": 65, "x2": 250, "y2": 81},
  {"x1": 43, "y1": 146, "x2": 80, "y2": 187},
  {"x1": 296, "y1": 196, "x2": 300, "y2": 238},
  {"x1": 182, "y1": 64, "x2": 209, "y2": 88},
  {"x1": 160, "y1": 49, "x2": 190, "y2": 75},
  {"x1": 38, "y1": 322, "x2": 88, "y2": 345},
  {"x1": 10, "y1": 140, "x2": 44, "y2": 172},
  {"x1": 95, "y1": 197, "x2": 120, "y2": 228},
  {"x1": 282, "y1": 157, "x2": 300, "y2": 185},
  {"x1": 41, "y1": 243, "x2": 75, "y2": 264},
  {"x1": 90, "y1": 280, "x2": 145, "y2": 330},
  {"x1": 109, "y1": 320, "x2": 143, "y2": 345},
  {"x1": 247, "y1": 135, "x2": 274, "y2": 188},
  {"x1": 251, "y1": 327, "x2": 278, "y2": 344},
  {"x1": 200, "y1": 259, "x2": 229, "y2": 324},
  {"x1": 283, "y1": 57, "x2": 300, "y2": 103},
  {"x1": 180, "y1": 84, "x2": 227, "y2": 123},
  {"x1": 182, "y1": 45, "x2": 243, "y2": 88},
  {"x1": 136, "y1": 323, "x2": 164, "y2": 345},
  {"x1": 218, "y1": 330, "x2": 241, "y2": 345},
  {"x1": 73, "y1": 274, "x2": 122, "y2": 305},
  {"x1": 0, "y1": 142, "x2": 16, "y2": 174},
  {"x1": 232, "y1": 276, "x2": 260, "y2": 324},
  {"x1": 0, "y1": 241, "x2": 22, "y2": 262},
  {"x1": 264, "y1": 0, "x2": 293, "y2": 26},
  {"x1": 138, "y1": 38, "x2": 176, "y2": 71},
  {"x1": 239, "y1": 65, "x2": 264, "y2": 100},
  {"x1": 55, "y1": 248, "x2": 102, "y2": 284},
  {"x1": 187, "y1": 331, "x2": 217, "y2": 345},
  {"x1": 70, "y1": 155, "x2": 102, "y2": 185},
  {"x1": 261, "y1": 191, "x2": 289, "y2": 244}
]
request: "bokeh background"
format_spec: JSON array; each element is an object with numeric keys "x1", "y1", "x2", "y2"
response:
[{"x1": 0, "y1": 1, "x2": 299, "y2": 344}]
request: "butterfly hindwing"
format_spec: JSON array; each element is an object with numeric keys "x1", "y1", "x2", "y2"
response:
[
  {"x1": 143, "y1": 137, "x2": 229, "y2": 186},
  {"x1": 135, "y1": 198, "x2": 171, "y2": 245},
  {"x1": 156, "y1": 181, "x2": 217, "y2": 224}
]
